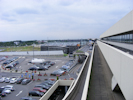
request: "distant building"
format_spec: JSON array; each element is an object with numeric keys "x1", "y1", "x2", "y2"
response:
[{"x1": 14, "y1": 40, "x2": 22, "y2": 45}]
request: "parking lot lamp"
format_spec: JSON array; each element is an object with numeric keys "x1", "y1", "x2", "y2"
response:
[{"x1": 33, "y1": 43, "x2": 34, "y2": 60}]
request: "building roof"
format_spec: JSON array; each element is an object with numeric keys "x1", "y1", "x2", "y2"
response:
[{"x1": 100, "y1": 10, "x2": 133, "y2": 38}]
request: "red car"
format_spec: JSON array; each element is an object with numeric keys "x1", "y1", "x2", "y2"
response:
[{"x1": 32, "y1": 88, "x2": 47, "y2": 93}]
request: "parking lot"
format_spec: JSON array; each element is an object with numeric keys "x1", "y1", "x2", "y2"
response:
[{"x1": 0, "y1": 55, "x2": 81, "y2": 100}]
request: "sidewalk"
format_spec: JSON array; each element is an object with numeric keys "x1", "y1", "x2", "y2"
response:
[{"x1": 87, "y1": 45, "x2": 125, "y2": 100}]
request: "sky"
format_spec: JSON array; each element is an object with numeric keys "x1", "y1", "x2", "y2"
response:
[{"x1": 0, "y1": 0, "x2": 133, "y2": 41}]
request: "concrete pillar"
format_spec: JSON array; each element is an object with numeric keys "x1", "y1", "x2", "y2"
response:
[{"x1": 112, "y1": 75, "x2": 118, "y2": 91}]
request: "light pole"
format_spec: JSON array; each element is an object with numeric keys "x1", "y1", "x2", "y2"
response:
[
  {"x1": 33, "y1": 44, "x2": 34, "y2": 60},
  {"x1": 47, "y1": 37, "x2": 49, "y2": 56}
]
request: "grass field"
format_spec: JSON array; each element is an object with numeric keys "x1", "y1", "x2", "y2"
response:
[{"x1": 0, "y1": 46, "x2": 40, "y2": 52}]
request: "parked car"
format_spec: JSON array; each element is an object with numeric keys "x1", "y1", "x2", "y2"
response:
[
  {"x1": 0, "y1": 77, "x2": 6, "y2": 83},
  {"x1": 10, "y1": 57, "x2": 18, "y2": 62},
  {"x1": 60, "y1": 65, "x2": 70, "y2": 72},
  {"x1": 32, "y1": 88, "x2": 46, "y2": 93},
  {"x1": 51, "y1": 69, "x2": 65, "y2": 76},
  {"x1": 49, "y1": 62, "x2": 55, "y2": 66},
  {"x1": 41, "y1": 61, "x2": 51, "y2": 65},
  {"x1": 34, "y1": 85, "x2": 50, "y2": 90},
  {"x1": 37, "y1": 66, "x2": 46, "y2": 70},
  {"x1": 43, "y1": 64, "x2": 51, "y2": 70},
  {"x1": 3, "y1": 60, "x2": 12, "y2": 65},
  {"x1": 28, "y1": 65, "x2": 39, "y2": 71},
  {"x1": 5, "y1": 64, "x2": 14, "y2": 69},
  {"x1": 5, "y1": 77, "x2": 11, "y2": 83},
  {"x1": 20, "y1": 97, "x2": 37, "y2": 100},
  {"x1": 10, "y1": 78, "x2": 17, "y2": 84},
  {"x1": 28, "y1": 91, "x2": 44, "y2": 97},
  {"x1": 0, "y1": 88, "x2": 7, "y2": 97},
  {"x1": 44, "y1": 80, "x2": 55, "y2": 85},
  {"x1": 16, "y1": 78, "x2": 24, "y2": 84},
  {"x1": 35, "y1": 64, "x2": 48, "y2": 70},
  {"x1": 40, "y1": 82, "x2": 52, "y2": 88},
  {"x1": 65, "y1": 61, "x2": 73, "y2": 66},
  {"x1": 2, "y1": 85, "x2": 15, "y2": 91},
  {"x1": 21, "y1": 79, "x2": 31, "y2": 85},
  {"x1": 0, "y1": 87, "x2": 11, "y2": 94},
  {"x1": 28, "y1": 61, "x2": 32, "y2": 64},
  {"x1": 12, "y1": 61, "x2": 19, "y2": 67}
]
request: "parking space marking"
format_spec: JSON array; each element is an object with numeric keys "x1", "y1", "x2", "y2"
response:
[
  {"x1": 68, "y1": 74, "x2": 71, "y2": 77},
  {"x1": 16, "y1": 90, "x2": 23, "y2": 96},
  {"x1": 56, "y1": 66, "x2": 58, "y2": 68},
  {"x1": 55, "y1": 60, "x2": 61, "y2": 61},
  {"x1": 27, "y1": 80, "x2": 33, "y2": 85}
]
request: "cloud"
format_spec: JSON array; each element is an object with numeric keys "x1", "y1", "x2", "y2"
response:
[
  {"x1": 0, "y1": 0, "x2": 133, "y2": 41},
  {"x1": 15, "y1": 8, "x2": 39, "y2": 15}
]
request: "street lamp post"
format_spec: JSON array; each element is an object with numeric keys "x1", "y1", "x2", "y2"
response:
[{"x1": 33, "y1": 44, "x2": 34, "y2": 60}]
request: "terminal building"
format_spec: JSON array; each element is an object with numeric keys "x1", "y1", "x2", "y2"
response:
[{"x1": 98, "y1": 10, "x2": 133, "y2": 100}]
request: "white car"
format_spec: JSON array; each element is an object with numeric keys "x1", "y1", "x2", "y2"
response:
[
  {"x1": 5, "y1": 77, "x2": 11, "y2": 83},
  {"x1": 2, "y1": 88, "x2": 11, "y2": 94},
  {"x1": 1, "y1": 85, "x2": 15, "y2": 91},
  {"x1": 10, "y1": 78, "x2": 17, "y2": 84},
  {"x1": 0, "y1": 77, "x2": 6, "y2": 83}
]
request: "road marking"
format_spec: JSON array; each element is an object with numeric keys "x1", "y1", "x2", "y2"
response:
[
  {"x1": 55, "y1": 60, "x2": 61, "y2": 61},
  {"x1": 27, "y1": 80, "x2": 33, "y2": 85},
  {"x1": 68, "y1": 74, "x2": 70, "y2": 77},
  {"x1": 16, "y1": 90, "x2": 23, "y2": 96},
  {"x1": 56, "y1": 66, "x2": 58, "y2": 68}
]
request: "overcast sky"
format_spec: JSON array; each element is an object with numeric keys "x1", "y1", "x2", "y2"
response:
[{"x1": 0, "y1": 0, "x2": 133, "y2": 41}]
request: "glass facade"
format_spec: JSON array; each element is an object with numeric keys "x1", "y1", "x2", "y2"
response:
[{"x1": 101, "y1": 31, "x2": 133, "y2": 44}]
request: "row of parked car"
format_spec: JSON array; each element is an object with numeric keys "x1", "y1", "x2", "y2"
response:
[
  {"x1": 2, "y1": 57, "x2": 19, "y2": 70},
  {"x1": 50, "y1": 60, "x2": 74, "y2": 76},
  {"x1": 28, "y1": 61, "x2": 55, "y2": 71},
  {"x1": 28, "y1": 79, "x2": 55, "y2": 97},
  {"x1": 3, "y1": 57, "x2": 19, "y2": 65},
  {"x1": 0, "y1": 77, "x2": 31, "y2": 85}
]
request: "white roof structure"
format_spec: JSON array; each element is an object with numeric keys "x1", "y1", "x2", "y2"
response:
[
  {"x1": 100, "y1": 10, "x2": 133, "y2": 38},
  {"x1": 31, "y1": 58, "x2": 45, "y2": 63}
]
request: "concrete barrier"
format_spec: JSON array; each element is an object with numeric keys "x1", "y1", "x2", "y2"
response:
[
  {"x1": 97, "y1": 40, "x2": 133, "y2": 100},
  {"x1": 81, "y1": 44, "x2": 95, "y2": 100},
  {"x1": 62, "y1": 52, "x2": 89, "y2": 100},
  {"x1": 40, "y1": 80, "x2": 74, "y2": 100}
]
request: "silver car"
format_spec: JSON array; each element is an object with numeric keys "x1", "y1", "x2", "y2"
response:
[
  {"x1": 2, "y1": 88, "x2": 11, "y2": 94},
  {"x1": 5, "y1": 77, "x2": 11, "y2": 83},
  {"x1": 10, "y1": 78, "x2": 17, "y2": 84},
  {"x1": 0, "y1": 77, "x2": 6, "y2": 83},
  {"x1": 1, "y1": 85, "x2": 15, "y2": 91}
]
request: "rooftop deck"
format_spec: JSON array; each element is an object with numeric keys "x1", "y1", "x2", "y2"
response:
[{"x1": 87, "y1": 44, "x2": 125, "y2": 100}]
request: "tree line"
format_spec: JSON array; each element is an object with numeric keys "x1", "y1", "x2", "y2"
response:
[{"x1": 0, "y1": 40, "x2": 38, "y2": 47}]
